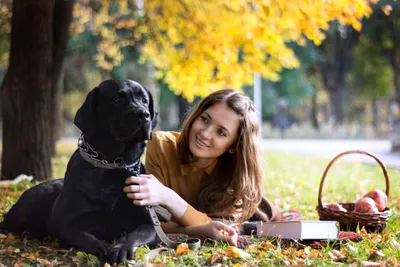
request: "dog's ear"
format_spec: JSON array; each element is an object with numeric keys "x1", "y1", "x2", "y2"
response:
[
  {"x1": 152, "y1": 112, "x2": 159, "y2": 130},
  {"x1": 74, "y1": 86, "x2": 99, "y2": 137},
  {"x1": 147, "y1": 88, "x2": 155, "y2": 120},
  {"x1": 146, "y1": 88, "x2": 158, "y2": 130}
]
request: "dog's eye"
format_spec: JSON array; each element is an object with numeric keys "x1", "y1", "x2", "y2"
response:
[
  {"x1": 113, "y1": 97, "x2": 121, "y2": 104},
  {"x1": 141, "y1": 97, "x2": 147, "y2": 104}
]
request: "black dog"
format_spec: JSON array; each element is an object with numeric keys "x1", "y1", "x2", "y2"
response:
[{"x1": 0, "y1": 80, "x2": 164, "y2": 263}]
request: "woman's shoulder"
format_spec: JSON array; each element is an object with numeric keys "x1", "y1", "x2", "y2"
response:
[
  {"x1": 152, "y1": 131, "x2": 181, "y2": 143},
  {"x1": 147, "y1": 131, "x2": 180, "y2": 160},
  {"x1": 148, "y1": 131, "x2": 180, "y2": 152}
]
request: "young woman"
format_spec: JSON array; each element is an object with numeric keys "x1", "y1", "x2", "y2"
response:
[{"x1": 124, "y1": 89, "x2": 280, "y2": 245}]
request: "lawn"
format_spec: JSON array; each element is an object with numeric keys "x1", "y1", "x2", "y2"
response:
[{"x1": 0, "y1": 141, "x2": 399, "y2": 266}]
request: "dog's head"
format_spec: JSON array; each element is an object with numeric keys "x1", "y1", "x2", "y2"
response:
[{"x1": 74, "y1": 80, "x2": 158, "y2": 160}]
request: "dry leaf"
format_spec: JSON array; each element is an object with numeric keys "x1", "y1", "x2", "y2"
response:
[
  {"x1": 309, "y1": 249, "x2": 323, "y2": 259},
  {"x1": 175, "y1": 243, "x2": 189, "y2": 257},
  {"x1": 0, "y1": 233, "x2": 7, "y2": 240},
  {"x1": 7, "y1": 246, "x2": 19, "y2": 253},
  {"x1": 345, "y1": 243, "x2": 358, "y2": 253},
  {"x1": 370, "y1": 249, "x2": 385, "y2": 258},
  {"x1": 224, "y1": 246, "x2": 251, "y2": 259},
  {"x1": 36, "y1": 258, "x2": 52, "y2": 265},
  {"x1": 4, "y1": 233, "x2": 16, "y2": 244},
  {"x1": 387, "y1": 257, "x2": 398, "y2": 266},
  {"x1": 21, "y1": 251, "x2": 39, "y2": 259},
  {"x1": 362, "y1": 261, "x2": 384, "y2": 267}
]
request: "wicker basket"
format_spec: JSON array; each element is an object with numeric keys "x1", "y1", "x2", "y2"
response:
[{"x1": 316, "y1": 150, "x2": 392, "y2": 233}]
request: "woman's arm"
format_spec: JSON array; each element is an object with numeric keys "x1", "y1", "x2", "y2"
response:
[
  {"x1": 162, "y1": 221, "x2": 238, "y2": 246},
  {"x1": 123, "y1": 174, "x2": 188, "y2": 219}
]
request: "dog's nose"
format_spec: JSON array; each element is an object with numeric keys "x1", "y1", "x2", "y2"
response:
[{"x1": 136, "y1": 110, "x2": 150, "y2": 121}]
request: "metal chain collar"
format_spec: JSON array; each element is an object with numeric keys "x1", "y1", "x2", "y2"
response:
[{"x1": 77, "y1": 133, "x2": 141, "y2": 175}]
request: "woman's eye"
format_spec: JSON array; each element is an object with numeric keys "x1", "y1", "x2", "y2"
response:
[
  {"x1": 201, "y1": 116, "x2": 209, "y2": 124},
  {"x1": 142, "y1": 97, "x2": 147, "y2": 104},
  {"x1": 218, "y1": 129, "x2": 226, "y2": 137}
]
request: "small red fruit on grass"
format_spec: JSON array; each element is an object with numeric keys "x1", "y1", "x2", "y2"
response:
[
  {"x1": 354, "y1": 197, "x2": 379, "y2": 214},
  {"x1": 363, "y1": 189, "x2": 388, "y2": 212},
  {"x1": 324, "y1": 203, "x2": 347, "y2": 212}
]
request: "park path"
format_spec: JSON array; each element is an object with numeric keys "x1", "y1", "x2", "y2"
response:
[
  {"x1": 61, "y1": 137, "x2": 400, "y2": 169},
  {"x1": 262, "y1": 139, "x2": 400, "y2": 169}
]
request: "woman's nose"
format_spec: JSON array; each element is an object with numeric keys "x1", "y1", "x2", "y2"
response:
[{"x1": 199, "y1": 126, "x2": 212, "y2": 140}]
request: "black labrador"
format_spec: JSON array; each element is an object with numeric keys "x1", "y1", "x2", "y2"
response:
[{"x1": 0, "y1": 79, "x2": 164, "y2": 263}]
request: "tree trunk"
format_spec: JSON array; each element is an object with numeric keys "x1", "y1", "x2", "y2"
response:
[
  {"x1": 311, "y1": 93, "x2": 319, "y2": 130},
  {"x1": 371, "y1": 98, "x2": 380, "y2": 133},
  {"x1": 320, "y1": 25, "x2": 359, "y2": 125},
  {"x1": 0, "y1": 0, "x2": 54, "y2": 181},
  {"x1": 50, "y1": 0, "x2": 75, "y2": 156},
  {"x1": 327, "y1": 86, "x2": 344, "y2": 125},
  {"x1": 178, "y1": 94, "x2": 191, "y2": 128}
]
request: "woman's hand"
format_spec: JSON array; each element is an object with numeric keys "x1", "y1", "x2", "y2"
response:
[
  {"x1": 188, "y1": 221, "x2": 238, "y2": 246},
  {"x1": 124, "y1": 174, "x2": 168, "y2": 206}
]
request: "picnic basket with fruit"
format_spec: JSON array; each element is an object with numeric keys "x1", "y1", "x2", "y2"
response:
[{"x1": 316, "y1": 150, "x2": 392, "y2": 233}]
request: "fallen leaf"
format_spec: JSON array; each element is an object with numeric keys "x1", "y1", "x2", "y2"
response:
[
  {"x1": 362, "y1": 261, "x2": 384, "y2": 267},
  {"x1": 7, "y1": 246, "x2": 20, "y2": 253},
  {"x1": 175, "y1": 243, "x2": 189, "y2": 257},
  {"x1": 370, "y1": 249, "x2": 385, "y2": 259},
  {"x1": 309, "y1": 249, "x2": 323, "y2": 259},
  {"x1": 224, "y1": 246, "x2": 251, "y2": 259},
  {"x1": 21, "y1": 251, "x2": 39, "y2": 259},
  {"x1": 387, "y1": 257, "x2": 398, "y2": 266},
  {"x1": 207, "y1": 253, "x2": 222, "y2": 264},
  {"x1": 345, "y1": 243, "x2": 358, "y2": 254},
  {"x1": 4, "y1": 233, "x2": 16, "y2": 244},
  {"x1": 0, "y1": 233, "x2": 7, "y2": 240},
  {"x1": 38, "y1": 246, "x2": 54, "y2": 252},
  {"x1": 36, "y1": 258, "x2": 52, "y2": 265}
]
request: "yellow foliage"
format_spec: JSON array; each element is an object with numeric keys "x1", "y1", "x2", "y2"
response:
[
  {"x1": 175, "y1": 243, "x2": 189, "y2": 257},
  {"x1": 72, "y1": 0, "x2": 376, "y2": 101}
]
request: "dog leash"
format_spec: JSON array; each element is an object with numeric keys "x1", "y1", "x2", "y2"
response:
[{"x1": 147, "y1": 206, "x2": 201, "y2": 250}]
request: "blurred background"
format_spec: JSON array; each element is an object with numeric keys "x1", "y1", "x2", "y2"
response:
[{"x1": 0, "y1": 0, "x2": 399, "y2": 180}]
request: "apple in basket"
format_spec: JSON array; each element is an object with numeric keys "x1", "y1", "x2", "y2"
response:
[
  {"x1": 363, "y1": 189, "x2": 388, "y2": 212},
  {"x1": 324, "y1": 203, "x2": 347, "y2": 212},
  {"x1": 354, "y1": 197, "x2": 379, "y2": 214}
]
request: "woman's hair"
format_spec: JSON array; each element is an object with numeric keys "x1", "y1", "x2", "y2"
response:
[{"x1": 177, "y1": 89, "x2": 263, "y2": 223}]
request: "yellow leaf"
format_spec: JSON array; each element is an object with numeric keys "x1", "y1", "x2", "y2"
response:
[
  {"x1": 175, "y1": 243, "x2": 189, "y2": 257},
  {"x1": 224, "y1": 246, "x2": 251, "y2": 259}
]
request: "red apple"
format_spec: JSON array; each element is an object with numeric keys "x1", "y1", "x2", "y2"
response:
[
  {"x1": 363, "y1": 189, "x2": 388, "y2": 212},
  {"x1": 324, "y1": 203, "x2": 347, "y2": 212},
  {"x1": 354, "y1": 197, "x2": 379, "y2": 214}
]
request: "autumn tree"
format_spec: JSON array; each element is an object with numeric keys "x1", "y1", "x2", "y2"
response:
[
  {"x1": 0, "y1": 0, "x2": 75, "y2": 181},
  {"x1": 74, "y1": 0, "x2": 374, "y2": 102},
  {"x1": 1, "y1": 0, "x2": 375, "y2": 181}
]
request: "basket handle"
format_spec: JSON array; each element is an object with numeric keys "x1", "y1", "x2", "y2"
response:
[{"x1": 317, "y1": 150, "x2": 390, "y2": 208}]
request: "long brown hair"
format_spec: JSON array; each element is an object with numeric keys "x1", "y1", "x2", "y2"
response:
[{"x1": 177, "y1": 89, "x2": 263, "y2": 223}]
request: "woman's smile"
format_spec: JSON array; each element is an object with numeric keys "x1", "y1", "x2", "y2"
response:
[{"x1": 196, "y1": 136, "x2": 209, "y2": 148}]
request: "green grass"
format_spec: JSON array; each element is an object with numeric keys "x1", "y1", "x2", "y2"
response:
[{"x1": 0, "y1": 142, "x2": 399, "y2": 266}]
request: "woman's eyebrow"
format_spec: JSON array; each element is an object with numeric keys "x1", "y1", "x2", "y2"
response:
[{"x1": 204, "y1": 111, "x2": 230, "y2": 136}]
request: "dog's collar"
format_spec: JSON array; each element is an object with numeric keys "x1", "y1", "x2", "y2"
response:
[{"x1": 77, "y1": 133, "x2": 141, "y2": 174}]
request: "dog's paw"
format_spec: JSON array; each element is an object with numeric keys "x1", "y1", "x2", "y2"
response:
[
  {"x1": 108, "y1": 243, "x2": 134, "y2": 263},
  {"x1": 84, "y1": 240, "x2": 110, "y2": 262}
]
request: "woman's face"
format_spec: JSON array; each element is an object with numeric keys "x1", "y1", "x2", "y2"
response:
[{"x1": 188, "y1": 102, "x2": 240, "y2": 167}]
